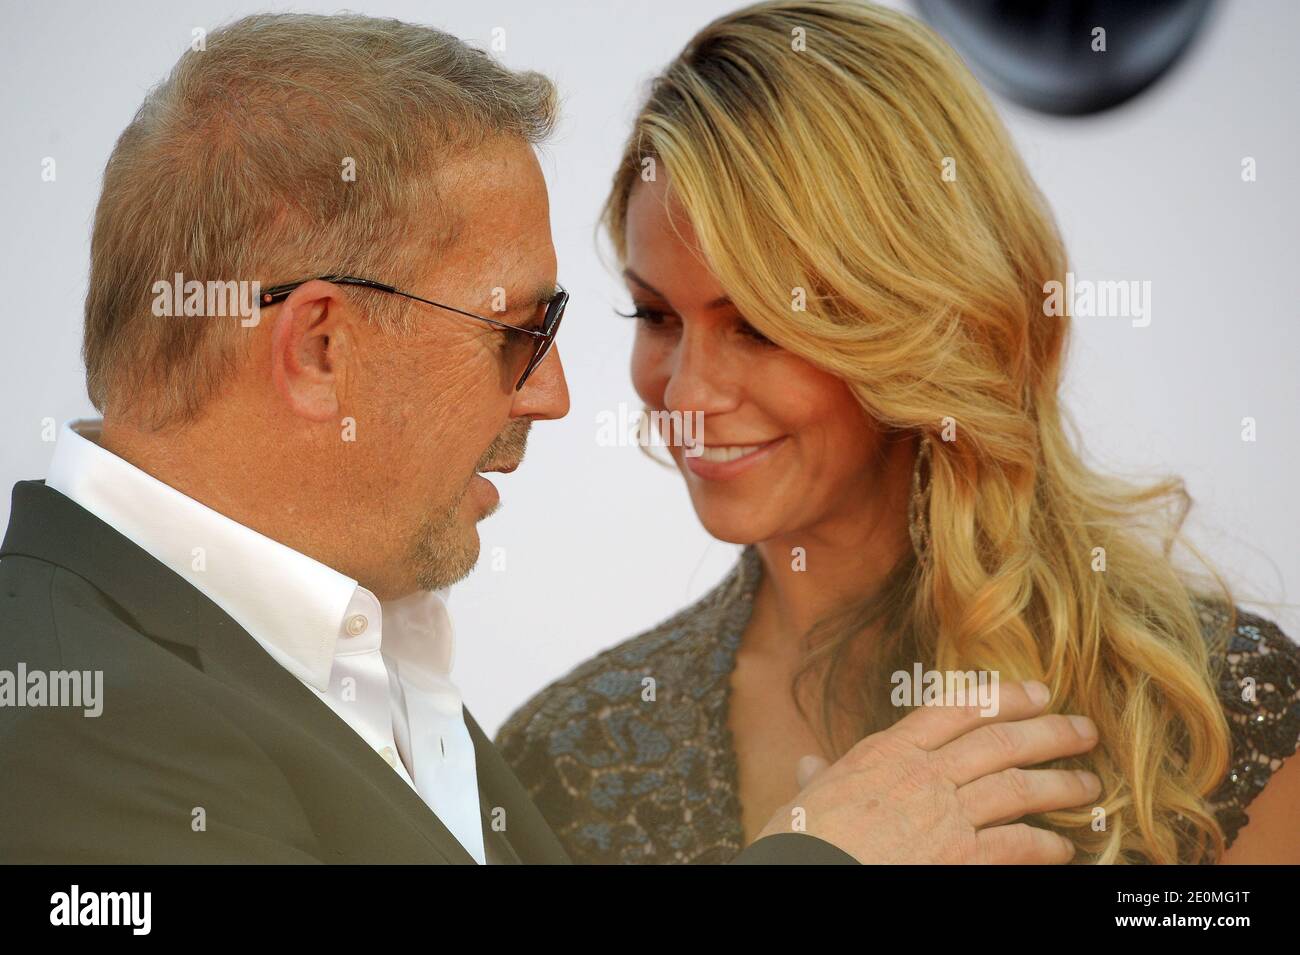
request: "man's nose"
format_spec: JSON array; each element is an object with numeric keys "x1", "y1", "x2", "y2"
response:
[{"x1": 514, "y1": 346, "x2": 570, "y2": 420}]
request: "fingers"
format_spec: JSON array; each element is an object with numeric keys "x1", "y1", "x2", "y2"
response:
[
  {"x1": 886, "y1": 680, "x2": 1052, "y2": 752},
  {"x1": 936, "y1": 713, "x2": 1098, "y2": 787},
  {"x1": 958, "y1": 767, "x2": 1102, "y2": 828},
  {"x1": 975, "y1": 823, "x2": 1076, "y2": 864}
]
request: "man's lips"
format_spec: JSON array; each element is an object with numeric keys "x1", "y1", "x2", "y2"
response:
[{"x1": 477, "y1": 462, "x2": 519, "y2": 474}]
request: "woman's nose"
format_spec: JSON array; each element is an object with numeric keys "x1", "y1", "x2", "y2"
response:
[{"x1": 661, "y1": 326, "x2": 740, "y2": 417}]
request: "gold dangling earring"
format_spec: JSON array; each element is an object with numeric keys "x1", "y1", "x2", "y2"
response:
[{"x1": 908, "y1": 433, "x2": 933, "y2": 566}]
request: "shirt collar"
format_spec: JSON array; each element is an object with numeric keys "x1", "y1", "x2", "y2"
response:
[{"x1": 45, "y1": 419, "x2": 449, "y2": 692}]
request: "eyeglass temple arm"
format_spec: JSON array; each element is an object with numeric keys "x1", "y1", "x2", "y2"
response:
[
  {"x1": 259, "y1": 274, "x2": 549, "y2": 339},
  {"x1": 259, "y1": 274, "x2": 396, "y2": 304}
]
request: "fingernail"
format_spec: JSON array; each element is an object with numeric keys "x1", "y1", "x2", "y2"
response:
[
  {"x1": 1069, "y1": 715, "x2": 1097, "y2": 740},
  {"x1": 1075, "y1": 770, "x2": 1101, "y2": 792},
  {"x1": 795, "y1": 754, "x2": 828, "y2": 788},
  {"x1": 1023, "y1": 680, "x2": 1050, "y2": 705}
]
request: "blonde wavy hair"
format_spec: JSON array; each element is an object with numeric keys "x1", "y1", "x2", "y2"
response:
[{"x1": 602, "y1": 0, "x2": 1237, "y2": 863}]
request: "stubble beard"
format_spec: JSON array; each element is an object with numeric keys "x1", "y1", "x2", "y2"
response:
[{"x1": 408, "y1": 420, "x2": 531, "y2": 591}]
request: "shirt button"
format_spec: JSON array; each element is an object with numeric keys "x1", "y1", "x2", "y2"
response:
[
  {"x1": 379, "y1": 746, "x2": 398, "y2": 768},
  {"x1": 344, "y1": 614, "x2": 368, "y2": 637}
]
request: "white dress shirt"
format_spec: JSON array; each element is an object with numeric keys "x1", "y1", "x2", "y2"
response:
[{"x1": 45, "y1": 419, "x2": 488, "y2": 864}]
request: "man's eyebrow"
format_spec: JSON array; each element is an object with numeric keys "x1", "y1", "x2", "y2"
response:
[
  {"x1": 623, "y1": 268, "x2": 730, "y2": 310},
  {"x1": 499, "y1": 283, "x2": 560, "y2": 318}
]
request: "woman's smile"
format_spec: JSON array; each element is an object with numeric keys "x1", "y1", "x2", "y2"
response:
[{"x1": 682, "y1": 435, "x2": 788, "y2": 480}]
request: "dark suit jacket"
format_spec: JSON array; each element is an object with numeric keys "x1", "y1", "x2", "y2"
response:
[{"x1": 0, "y1": 481, "x2": 854, "y2": 864}]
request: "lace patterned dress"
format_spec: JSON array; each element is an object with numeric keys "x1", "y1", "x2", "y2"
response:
[{"x1": 496, "y1": 547, "x2": 1300, "y2": 864}]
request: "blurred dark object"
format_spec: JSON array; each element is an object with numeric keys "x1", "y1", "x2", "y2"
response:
[{"x1": 915, "y1": 0, "x2": 1215, "y2": 115}]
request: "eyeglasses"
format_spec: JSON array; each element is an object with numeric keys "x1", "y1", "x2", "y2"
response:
[{"x1": 260, "y1": 274, "x2": 568, "y2": 391}]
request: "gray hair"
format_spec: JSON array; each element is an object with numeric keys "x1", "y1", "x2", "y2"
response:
[{"x1": 84, "y1": 13, "x2": 557, "y2": 428}]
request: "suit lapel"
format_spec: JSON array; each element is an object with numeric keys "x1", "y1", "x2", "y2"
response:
[
  {"x1": 477, "y1": 783, "x2": 523, "y2": 864},
  {"x1": 2, "y1": 481, "x2": 475, "y2": 864},
  {"x1": 464, "y1": 707, "x2": 571, "y2": 864}
]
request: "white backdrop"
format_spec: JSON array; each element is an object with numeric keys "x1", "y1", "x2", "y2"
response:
[{"x1": 1, "y1": 0, "x2": 1296, "y2": 735}]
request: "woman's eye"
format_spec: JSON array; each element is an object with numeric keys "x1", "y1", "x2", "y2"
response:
[
  {"x1": 739, "y1": 321, "x2": 775, "y2": 346},
  {"x1": 615, "y1": 306, "x2": 673, "y2": 328}
]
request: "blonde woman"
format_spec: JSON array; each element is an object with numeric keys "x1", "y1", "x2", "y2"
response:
[{"x1": 496, "y1": 0, "x2": 1300, "y2": 863}]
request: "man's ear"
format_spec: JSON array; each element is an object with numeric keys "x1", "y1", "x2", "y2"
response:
[{"x1": 269, "y1": 280, "x2": 354, "y2": 421}]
